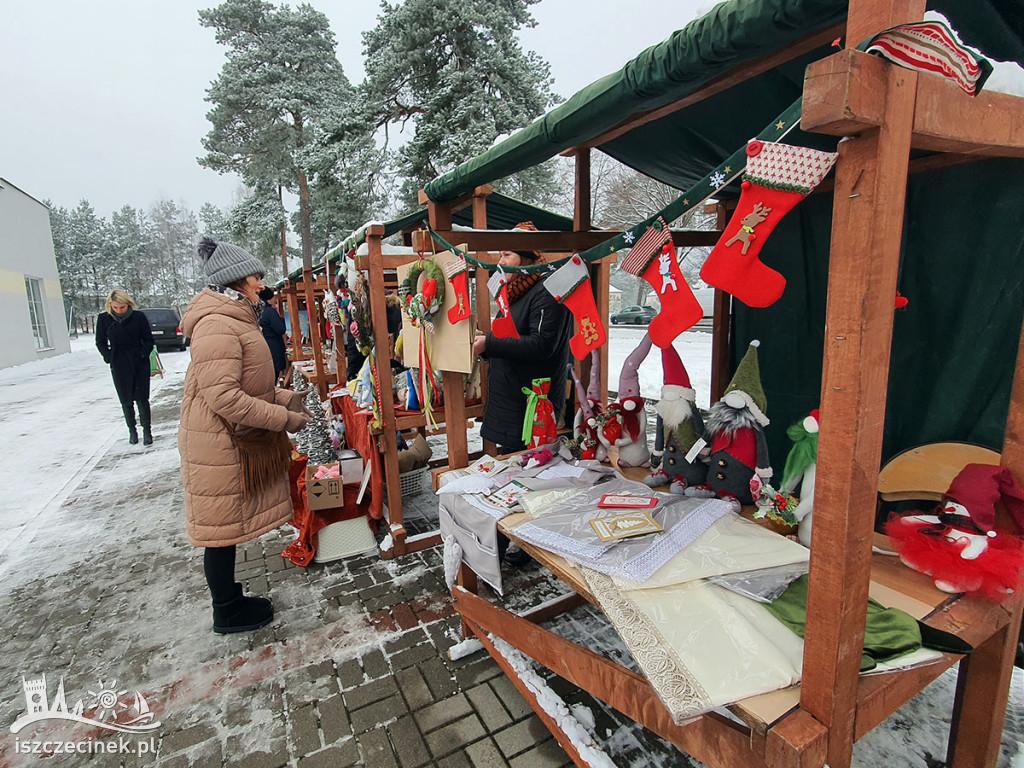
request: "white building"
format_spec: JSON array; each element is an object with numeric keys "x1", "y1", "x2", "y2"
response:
[{"x1": 0, "y1": 178, "x2": 70, "y2": 369}]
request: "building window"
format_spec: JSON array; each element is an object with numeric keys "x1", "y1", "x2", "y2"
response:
[{"x1": 25, "y1": 277, "x2": 50, "y2": 350}]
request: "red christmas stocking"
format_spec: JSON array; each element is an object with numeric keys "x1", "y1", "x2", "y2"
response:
[
  {"x1": 444, "y1": 257, "x2": 471, "y2": 324},
  {"x1": 543, "y1": 255, "x2": 606, "y2": 359},
  {"x1": 701, "y1": 140, "x2": 838, "y2": 308},
  {"x1": 487, "y1": 270, "x2": 520, "y2": 339},
  {"x1": 620, "y1": 217, "x2": 702, "y2": 348}
]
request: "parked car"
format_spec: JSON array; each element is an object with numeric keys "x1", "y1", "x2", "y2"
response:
[
  {"x1": 139, "y1": 307, "x2": 187, "y2": 351},
  {"x1": 610, "y1": 305, "x2": 657, "y2": 325}
]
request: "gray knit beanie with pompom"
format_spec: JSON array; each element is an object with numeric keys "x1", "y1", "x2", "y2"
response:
[{"x1": 197, "y1": 237, "x2": 265, "y2": 287}]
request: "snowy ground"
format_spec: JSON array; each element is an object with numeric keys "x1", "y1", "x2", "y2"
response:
[{"x1": 0, "y1": 334, "x2": 1021, "y2": 767}]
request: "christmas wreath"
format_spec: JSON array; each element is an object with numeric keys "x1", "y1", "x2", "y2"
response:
[{"x1": 399, "y1": 258, "x2": 445, "y2": 331}]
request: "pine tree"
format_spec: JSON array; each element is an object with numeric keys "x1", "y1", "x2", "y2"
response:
[
  {"x1": 361, "y1": 0, "x2": 559, "y2": 207},
  {"x1": 199, "y1": 0, "x2": 365, "y2": 270}
]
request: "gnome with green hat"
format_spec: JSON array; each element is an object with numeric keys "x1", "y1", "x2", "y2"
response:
[{"x1": 697, "y1": 340, "x2": 772, "y2": 504}]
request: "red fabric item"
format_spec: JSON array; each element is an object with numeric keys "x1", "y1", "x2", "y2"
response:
[
  {"x1": 943, "y1": 463, "x2": 1024, "y2": 534},
  {"x1": 527, "y1": 378, "x2": 557, "y2": 449},
  {"x1": 491, "y1": 279, "x2": 520, "y2": 339},
  {"x1": 641, "y1": 242, "x2": 703, "y2": 348},
  {"x1": 340, "y1": 395, "x2": 384, "y2": 521},
  {"x1": 447, "y1": 267, "x2": 471, "y2": 324},
  {"x1": 885, "y1": 513, "x2": 1024, "y2": 600},
  {"x1": 282, "y1": 453, "x2": 376, "y2": 566},
  {"x1": 711, "y1": 428, "x2": 757, "y2": 469}
]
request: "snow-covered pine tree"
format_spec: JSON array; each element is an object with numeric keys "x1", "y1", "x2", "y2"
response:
[
  {"x1": 360, "y1": 0, "x2": 560, "y2": 207},
  {"x1": 198, "y1": 0, "x2": 364, "y2": 272}
]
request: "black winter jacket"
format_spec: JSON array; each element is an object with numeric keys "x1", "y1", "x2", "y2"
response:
[
  {"x1": 480, "y1": 278, "x2": 572, "y2": 449},
  {"x1": 96, "y1": 309, "x2": 154, "y2": 404},
  {"x1": 259, "y1": 304, "x2": 288, "y2": 376}
]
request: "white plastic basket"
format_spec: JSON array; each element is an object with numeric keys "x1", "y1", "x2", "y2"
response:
[
  {"x1": 399, "y1": 466, "x2": 428, "y2": 497},
  {"x1": 314, "y1": 517, "x2": 378, "y2": 563}
]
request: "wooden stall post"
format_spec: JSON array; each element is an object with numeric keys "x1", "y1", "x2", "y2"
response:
[
  {"x1": 801, "y1": 2, "x2": 924, "y2": 766},
  {"x1": 302, "y1": 266, "x2": 329, "y2": 401},
  {"x1": 946, "y1": 317, "x2": 1024, "y2": 767},
  {"x1": 710, "y1": 202, "x2": 733, "y2": 402},
  {"x1": 285, "y1": 281, "x2": 304, "y2": 363},
  {"x1": 365, "y1": 226, "x2": 405, "y2": 557}
]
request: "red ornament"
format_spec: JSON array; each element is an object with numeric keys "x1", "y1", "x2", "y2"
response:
[{"x1": 422, "y1": 277, "x2": 437, "y2": 305}]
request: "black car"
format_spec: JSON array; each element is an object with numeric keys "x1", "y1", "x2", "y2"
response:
[
  {"x1": 139, "y1": 307, "x2": 187, "y2": 351},
  {"x1": 610, "y1": 305, "x2": 657, "y2": 325}
]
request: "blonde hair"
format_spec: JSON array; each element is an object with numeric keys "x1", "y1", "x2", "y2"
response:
[{"x1": 105, "y1": 290, "x2": 136, "y2": 315}]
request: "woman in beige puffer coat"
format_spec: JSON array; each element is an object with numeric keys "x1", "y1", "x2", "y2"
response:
[{"x1": 179, "y1": 237, "x2": 310, "y2": 634}]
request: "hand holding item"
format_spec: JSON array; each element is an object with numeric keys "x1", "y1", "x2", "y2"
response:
[
  {"x1": 473, "y1": 334, "x2": 487, "y2": 357},
  {"x1": 285, "y1": 410, "x2": 312, "y2": 433},
  {"x1": 287, "y1": 389, "x2": 309, "y2": 412}
]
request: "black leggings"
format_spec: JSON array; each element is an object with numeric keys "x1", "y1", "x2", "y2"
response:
[{"x1": 203, "y1": 545, "x2": 237, "y2": 603}]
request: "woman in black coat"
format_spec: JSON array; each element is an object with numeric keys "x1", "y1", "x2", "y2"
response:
[
  {"x1": 96, "y1": 290, "x2": 155, "y2": 445},
  {"x1": 473, "y1": 250, "x2": 572, "y2": 452},
  {"x1": 257, "y1": 287, "x2": 288, "y2": 380}
]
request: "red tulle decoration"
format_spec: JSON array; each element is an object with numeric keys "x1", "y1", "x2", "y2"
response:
[{"x1": 884, "y1": 514, "x2": 1024, "y2": 600}]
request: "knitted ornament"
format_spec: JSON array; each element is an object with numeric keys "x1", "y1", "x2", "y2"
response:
[
  {"x1": 885, "y1": 464, "x2": 1024, "y2": 599},
  {"x1": 399, "y1": 258, "x2": 446, "y2": 333},
  {"x1": 701, "y1": 141, "x2": 838, "y2": 308},
  {"x1": 487, "y1": 269, "x2": 519, "y2": 339},
  {"x1": 522, "y1": 377, "x2": 556, "y2": 449},
  {"x1": 543, "y1": 255, "x2": 606, "y2": 360},
  {"x1": 444, "y1": 256, "x2": 471, "y2": 324},
  {"x1": 865, "y1": 20, "x2": 993, "y2": 96},
  {"x1": 619, "y1": 217, "x2": 702, "y2": 348}
]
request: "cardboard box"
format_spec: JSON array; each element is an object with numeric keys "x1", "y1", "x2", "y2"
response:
[{"x1": 306, "y1": 463, "x2": 344, "y2": 511}]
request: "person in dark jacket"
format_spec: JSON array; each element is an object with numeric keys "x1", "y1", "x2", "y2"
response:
[
  {"x1": 96, "y1": 289, "x2": 155, "y2": 445},
  {"x1": 257, "y1": 286, "x2": 288, "y2": 380},
  {"x1": 473, "y1": 243, "x2": 572, "y2": 453}
]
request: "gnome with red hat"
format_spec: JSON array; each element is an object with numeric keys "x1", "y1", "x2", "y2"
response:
[
  {"x1": 694, "y1": 340, "x2": 772, "y2": 504},
  {"x1": 569, "y1": 350, "x2": 606, "y2": 462},
  {"x1": 885, "y1": 463, "x2": 1024, "y2": 599},
  {"x1": 599, "y1": 333, "x2": 652, "y2": 468},
  {"x1": 644, "y1": 345, "x2": 711, "y2": 494}
]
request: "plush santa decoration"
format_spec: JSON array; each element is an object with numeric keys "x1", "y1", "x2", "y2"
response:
[
  {"x1": 885, "y1": 463, "x2": 1024, "y2": 599},
  {"x1": 570, "y1": 350, "x2": 606, "y2": 462},
  {"x1": 780, "y1": 409, "x2": 819, "y2": 547},
  {"x1": 599, "y1": 333, "x2": 652, "y2": 468},
  {"x1": 644, "y1": 345, "x2": 711, "y2": 494},
  {"x1": 695, "y1": 340, "x2": 771, "y2": 505}
]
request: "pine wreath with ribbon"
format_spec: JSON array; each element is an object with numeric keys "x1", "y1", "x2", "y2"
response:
[{"x1": 399, "y1": 257, "x2": 446, "y2": 332}]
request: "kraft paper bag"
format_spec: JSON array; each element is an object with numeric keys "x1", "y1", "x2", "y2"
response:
[{"x1": 399, "y1": 247, "x2": 474, "y2": 374}]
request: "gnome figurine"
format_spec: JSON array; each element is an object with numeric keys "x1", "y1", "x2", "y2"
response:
[
  {"x1": 570, "y1": 351, "x2": 606, "y2": 462},
  {"x1": 884, "y1": 463, "x2": 1024, "y2": 599},
  {"x1": 780, "y1": 409, "x2": 819, "y2": 547},
  {"x1": 599, "y1": 333, "x2": 653, "y2": 468},
  {"x1": 644, "y1": 345, "x2": 711, "y2": 494},
  {"x1": 698, "y1": 340, "x2": 772, "y2": 505}
]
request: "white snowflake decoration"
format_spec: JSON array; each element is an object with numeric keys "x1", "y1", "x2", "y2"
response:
[
  {"x1": 623, "y1": 230, "x2": 635, "y2": 244},
  {"x1": 710, "y1": 171, "x2": 727, "y2": 188}
]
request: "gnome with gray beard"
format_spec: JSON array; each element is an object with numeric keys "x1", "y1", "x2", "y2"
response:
[
  {"x1": 693, "y1": 340, "x2": 772, "y2": 505},
  {"x1": 644, "y1": 344, "x2": 712, "y2": 494}
]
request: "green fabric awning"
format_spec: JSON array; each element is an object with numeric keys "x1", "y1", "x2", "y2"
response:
[{"x1": 424, "y1": 0, "x2": 1023, "y2": 202}]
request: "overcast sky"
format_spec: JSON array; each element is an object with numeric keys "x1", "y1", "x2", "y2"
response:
[{"x1": 0, "y1": 0, "x2": 714, "y2": 219}]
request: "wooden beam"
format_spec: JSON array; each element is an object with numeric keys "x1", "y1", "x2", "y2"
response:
[
  {"x1": 565, "y1": 23, "x2": 845, "y2": 153},
  {"x1": 801, "y1": 52, "x2": 921, "y2": 768},
  {"x1": 454, "y1": 588, "x2": 773, "y2": 768},
  {"x1": 574, "y1": 148, "x2": 591, "y2": 232},
  {"x1": 802, "y1": 48, "x2": 1024, "y2": 157}
]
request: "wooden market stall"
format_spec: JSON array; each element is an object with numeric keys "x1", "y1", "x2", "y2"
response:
[{"x1": 418, "y1": 0, "x2": 1024, "y2": 766}]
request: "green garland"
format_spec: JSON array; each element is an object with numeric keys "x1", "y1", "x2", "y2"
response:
[
  {"x1": 399, "y1": 257, "x2": 446, "y2": 329},
  {"x1": 427, "y1": 98, "x2": 806, "y2": 274}
]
